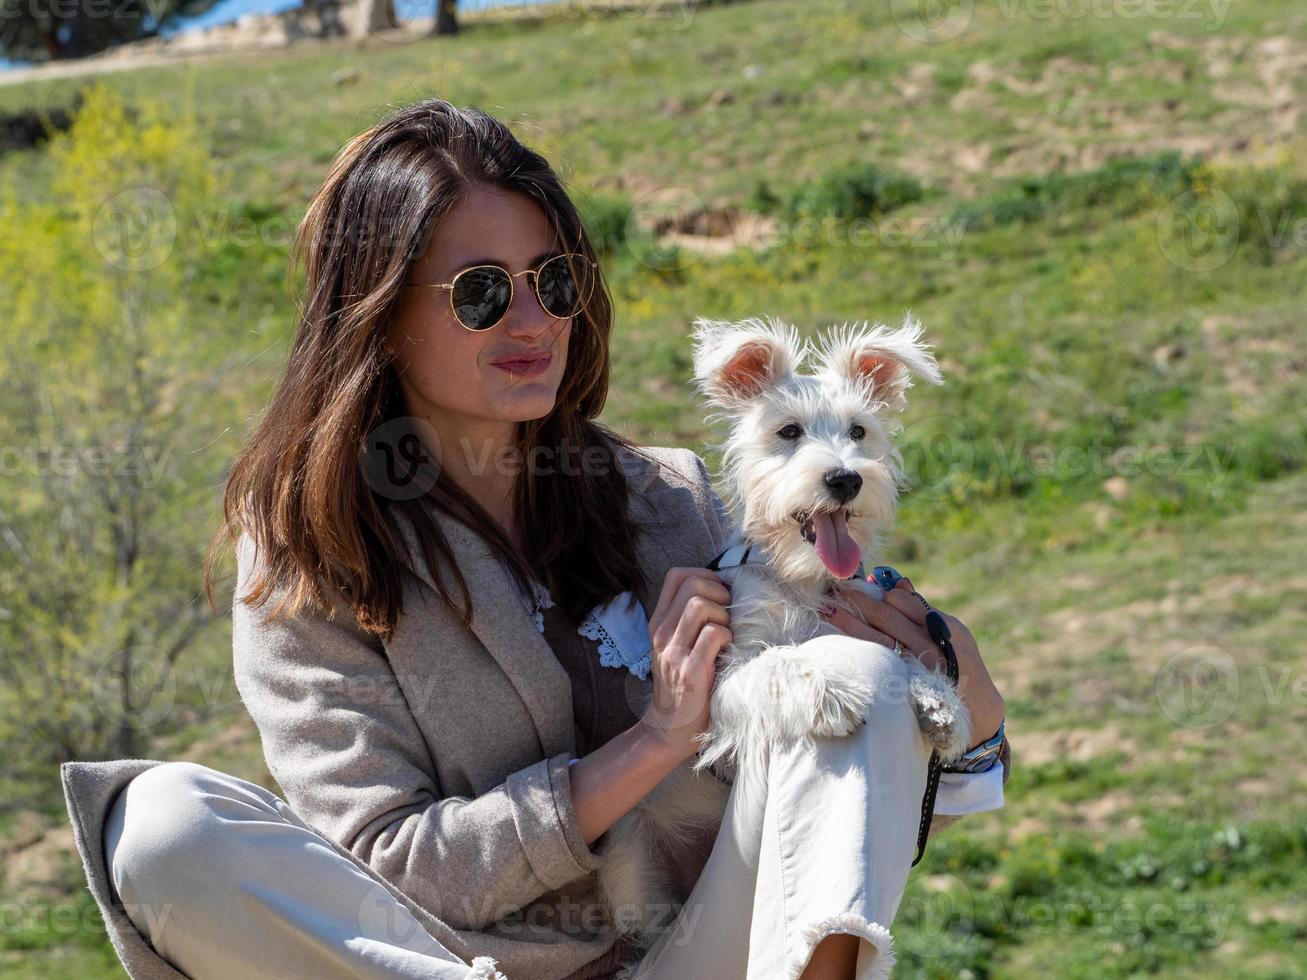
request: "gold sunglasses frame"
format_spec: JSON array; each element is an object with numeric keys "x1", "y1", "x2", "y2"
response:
[{"x1": 405, "y1": 252, "x2": 598, "y2": 332}]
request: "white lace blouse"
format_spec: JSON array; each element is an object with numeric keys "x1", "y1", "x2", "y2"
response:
[{"x1": 513, "y1": 574, "x2": 1004, "y2": 817}]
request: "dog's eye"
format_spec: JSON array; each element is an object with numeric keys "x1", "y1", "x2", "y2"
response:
[
  {"x1": 777, "y1": 423, "x2": 803, "y2": 440},
  {"x1": 849, "y1": 424, "x2": 866, "y2": 440}
]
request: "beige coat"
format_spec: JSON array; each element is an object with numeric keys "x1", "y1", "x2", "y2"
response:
[
  {"x1": 62, "y1": 444, "x2": 726, "y2": 979},
  {"x1": 60, "y1": 442, "x2": 978, "y2": 980}
]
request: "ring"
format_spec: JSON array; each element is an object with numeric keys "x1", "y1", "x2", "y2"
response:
[{"x1": 893, "y1": 639, "x2": 903, "y2": 656}]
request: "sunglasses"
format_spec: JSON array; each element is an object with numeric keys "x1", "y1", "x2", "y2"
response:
[{"x1": 406, "y1": 251, "x2": 597, "y2": 332}]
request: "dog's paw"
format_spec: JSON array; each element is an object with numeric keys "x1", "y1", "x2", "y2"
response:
[
  {"x1": 906, "y1": 660, "x2": 972, "y2": 761},
  {"x1": 809, "y1": 670, "x2": 876, "y2": 739}
]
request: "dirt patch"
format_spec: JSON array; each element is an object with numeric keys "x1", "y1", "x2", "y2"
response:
[
  {"x1": 1005, "y1": 814, "x2": 1050, "y2": 841},
  {"x1": 952, "y1": 143, "x2": 993, "y2": 174},
  {"x1": 1199, "y1": 314, "x2": 1307, "y2": 403},
  {"x1": 2, "y1": 819, "x2": 77, "y2": 901},
  {"x1": 1209, "y1": 35, "x2": 1306, "y2": 140},
  {"x1": 1009, "y1": 722, "x2": 1128, "y2": 768},
  {"x1": 896, "y1": 63, "x2": 939, "y2": 107},
  {"x1": 1249, "y1": 903, "x2": 1304, "y2": 926},
  {"x1": 622, "y1": 185, "x2": 782, "y2": 256},
  {"x1": 949, "y1": 59, "x2": 1002, "y2": 112},
  {"x1": 1003, "y1": 793, "x2": 1148, "y2": 840},
  {"x1": 1078, "y1": 790, "x2": 1145, "y2": 835},
  {"x1": 1000, "y1": 56, "x2": 1101, "y2": 98},
  {"x1": 936, "y1": 34, "x2": 1304, "y2": 187},
  {"x1": 653, "y1": 208, "x2": 780, "y2": 255}
]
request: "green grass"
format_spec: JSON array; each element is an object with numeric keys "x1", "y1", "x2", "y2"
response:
[
  {"x1": 2, "y1": 0, "x2": 1306, "y2": 976},
  {"x1": 896, "y1": 815, "x2": 1307, "y2": 978}
]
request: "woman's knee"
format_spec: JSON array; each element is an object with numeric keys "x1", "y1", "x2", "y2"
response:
[
  {"x1": 105, "y1": 761, "x2": 273, "y2": 907},
  {"x1": 804, "y1": 633, "x2": 921, "y2": 730},
  {"x1": 811, "y1": 632, "x2": 912, "y2": 685}
]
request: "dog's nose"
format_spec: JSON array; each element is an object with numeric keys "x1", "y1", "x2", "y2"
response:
[{"x1": 823, "y1": 468, "x2": 862, "y2": 504}]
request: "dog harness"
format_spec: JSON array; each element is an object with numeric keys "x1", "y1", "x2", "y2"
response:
[{"x1": 705, "y1": 546, "x2": 867, "y2": 582}]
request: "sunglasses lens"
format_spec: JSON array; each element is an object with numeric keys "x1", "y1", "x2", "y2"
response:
[
  {"x1": 536, "y1": 254, "x2": 590, "y2": 318},
  {"x1": 451, "y1": 266, "x2": 512, "y2": 330}
]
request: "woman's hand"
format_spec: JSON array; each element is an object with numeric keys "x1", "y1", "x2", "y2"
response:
[
  {"x1": 820, "y1": 576, "x2": 1005, "y2": 751},
  {"x1": 638, "y1": 568, "x2": 733, "y2": 763}
]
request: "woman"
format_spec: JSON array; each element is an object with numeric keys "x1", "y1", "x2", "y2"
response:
[{"x1": 91, "y1": 99, "x2": 1008, "y2": 980}]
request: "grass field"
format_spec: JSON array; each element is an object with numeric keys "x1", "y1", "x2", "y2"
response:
[{"x1": 2, "y1": 0, "x2": 1305, "y2": 976}]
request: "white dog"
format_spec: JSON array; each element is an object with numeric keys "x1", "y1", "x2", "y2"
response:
[{"x1": 596, "y1": 315, "x2": 971, "y2": 961}]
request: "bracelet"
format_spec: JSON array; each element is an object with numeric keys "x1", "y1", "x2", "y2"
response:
[{"x1": 941, "y1": 719, "x2": 1006, "y2": 774}]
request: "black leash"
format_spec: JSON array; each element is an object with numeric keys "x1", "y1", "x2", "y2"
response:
[{"x1": 911, "y1": 602, "x2": 960, "y2": 867}]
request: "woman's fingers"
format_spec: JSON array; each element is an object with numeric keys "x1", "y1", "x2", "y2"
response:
[
  {"x1": 881, "y1": 584, "x2": 930, "y2": 625},
  {"x1": 653, "y1": 568, "x2": 729, "y2": 624},
  {"x1": 675, "y1": 573, "x2": 731, "y2": 612},
  {"x1": 835, "y1": 586, "x2": 934, "y2": 654},
  {"x1": 658, "y1": 622, "x2": 732, "y2": 738},
  {"x1": 821, "y1": 606, "x2": 895, "y2": 649},
  {"x1": 650, "y1": 568, "x2": 730, "y2": 652},
  {"x1": 692, "y1": 621, "x2": 733, "y2": 665},
  {"x1": 669, "y1": 591, "x2": 732, "y2": 654},
  {"x1": 643, "y1": 568, "x2": 736, "y2": 760}
]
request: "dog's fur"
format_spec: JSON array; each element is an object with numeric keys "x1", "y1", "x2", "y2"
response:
[{"x1": 594, "y1": 316, "x2": 971, "y2": 966}]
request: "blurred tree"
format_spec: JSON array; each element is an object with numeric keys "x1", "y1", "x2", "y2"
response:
[
  {"x1": 306, "y1": 0, "x2": 350, "y2": 37},
  {"x1": 434, "y1": 0, "x2": 457, "y2": 35},
  {"x1": 353, "y1": 0, "x2": 398, "y2": 37},
  {"x1": 0, "y1": 81, "x2": 237, "y2": 801},
  {"x1": 0, "y1": 0, "x2": 218, "y2": 62}
]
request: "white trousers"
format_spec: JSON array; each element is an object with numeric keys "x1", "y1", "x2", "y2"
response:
[{"x1": 105, "y1": 637, "x2": 930, "y2": 980}]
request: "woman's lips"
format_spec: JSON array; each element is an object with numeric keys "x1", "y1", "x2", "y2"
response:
[{"x1": 490, "y1": 352, "x2": 552, "y2": 377}]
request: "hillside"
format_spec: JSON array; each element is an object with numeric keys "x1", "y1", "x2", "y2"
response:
[{"x1": 1, "y1": 1, "x2": 1304, "y2": 976}]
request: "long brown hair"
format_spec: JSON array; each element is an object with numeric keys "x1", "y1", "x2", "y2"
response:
[{"x1": 204, "y1": 98, "x2": 652, "y2": 639}]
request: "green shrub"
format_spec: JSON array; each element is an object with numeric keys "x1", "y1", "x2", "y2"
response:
[
  {"x1": 952, "y1": 152, "x2": 1200, "y2": 231},
  {"x1": 745, "y1": 177, "x2": 785, "y2": 215},
  {"x1": 576, "y1": 189, "x2": 635, "y2": 256},
  {"x1": 785, "y1": 162, "x2": 924, "y2": 220},
  {"x1": 747, "y1": 165, "x2": 924, "y2": 222},
  {"x1": 1223, "y1": 163, "x2": 1307, "y2": 265},
  {"x1": 0, "y1": 80, "x2": 231, "y2": 802}
]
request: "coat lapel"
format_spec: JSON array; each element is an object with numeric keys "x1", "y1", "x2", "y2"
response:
[{"x1": 390, "y1": 443, "x2": 694, "y2": 761}]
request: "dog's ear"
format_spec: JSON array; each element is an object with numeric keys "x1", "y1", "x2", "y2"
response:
[
  {"x1": 691, "y1": 316, "x2": 804, "y2": 408},
  {"x1": 813, "y1": 314, "x2": 943, "y2": 411}
]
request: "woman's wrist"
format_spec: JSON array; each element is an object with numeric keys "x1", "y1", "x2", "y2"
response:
[
  {"x1": 966, "y1": 698, "x2": 1005, "y2": 751},
  {"x1": 954, "y1": 645, "x2": 1004, "y2": 750},
  {"x1": 636, "y1": 714, "x2": 701, "y2": 771},
  {"x1": 569, "y1": 722, "x2": 695, "y2": 845},
  {"x1": 943, "y1": 718, "x2": 1006, "y2": 773}
]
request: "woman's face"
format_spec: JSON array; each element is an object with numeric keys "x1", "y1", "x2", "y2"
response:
[{"x1": 388, "y1": 185, "x2": 573, "y2": 453}]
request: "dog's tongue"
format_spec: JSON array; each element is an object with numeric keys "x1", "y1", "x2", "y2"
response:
[{"x1": 812, "y1": 510, "x2": 861, "y2": 579}]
